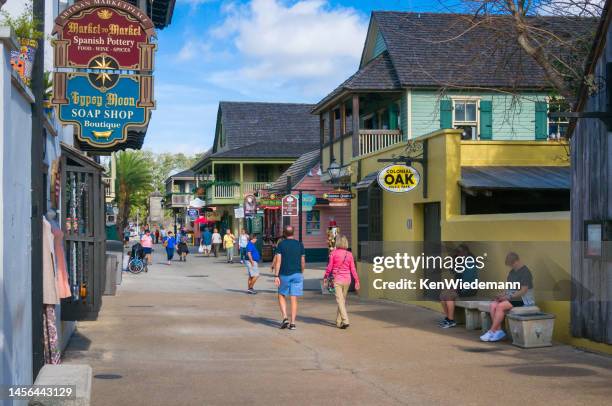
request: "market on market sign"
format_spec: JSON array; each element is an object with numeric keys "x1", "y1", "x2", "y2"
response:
[
  {"x1": 51, "y1": 0, "x2": 156, "y2": 150},
  {"x1": 377, "y1": 164, "x2": 420, "y2": 193}
]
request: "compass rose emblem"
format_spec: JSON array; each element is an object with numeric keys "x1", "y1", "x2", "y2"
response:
[{"x1": 87, "y1": 54, "x2": 119, "y2": 91}]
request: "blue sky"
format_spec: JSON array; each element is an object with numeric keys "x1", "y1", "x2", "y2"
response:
[{"x1": 145, "y1": 0, "x2": 446, "y2": 154}]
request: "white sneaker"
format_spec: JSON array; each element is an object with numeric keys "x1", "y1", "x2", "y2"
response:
[
  {"x1": 489, "y1": 330, "x2": 506, "y2": 342},
  {"x1": 480, "y1": 331, "x2": 494, "y2": 341}
]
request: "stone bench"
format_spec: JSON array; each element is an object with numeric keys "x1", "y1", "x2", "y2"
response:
[
  {"x1": 477, "y1": 301, "x2": 541, "y2": 333},
  {"x1": 29, "y1": 364, "x2": 92, "y2": 406},
  {"x1": 454, "y1": 299, "x2": 489, "y2": 330}
]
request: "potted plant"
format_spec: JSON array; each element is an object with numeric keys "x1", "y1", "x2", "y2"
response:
[{"x1": 1, "y1": 0, "x2": 43, "y2": 86}]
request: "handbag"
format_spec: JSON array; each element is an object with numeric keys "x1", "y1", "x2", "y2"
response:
[{"x1": 198, "y1": 244, "x2": 205, "y2": 254}]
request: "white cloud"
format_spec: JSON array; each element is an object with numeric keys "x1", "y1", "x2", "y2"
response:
[{"x1": 201, "y1": 0, "x2": 367, "y2": 96}]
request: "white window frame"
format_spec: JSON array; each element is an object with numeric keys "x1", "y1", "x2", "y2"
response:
[
  {"x1": 450, "y1": 96, "x2": 480, "y2": 140},
  {"x1": 546, "y1": 96, "x2": 569, "y2": 140}
]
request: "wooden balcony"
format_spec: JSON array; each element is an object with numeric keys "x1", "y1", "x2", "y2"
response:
[
  {"x1": 205, "y1": 182, "x2": 271, "y2": 205},
  {"x1": 358, "y1": 129, "x2": 403, "y2": 156},
  {"x1": 242, "y1": 182, "x2": 270, "y2": 195},
  {"x1": 164, "y1": 193, "x2": 193, "y2": 208}
]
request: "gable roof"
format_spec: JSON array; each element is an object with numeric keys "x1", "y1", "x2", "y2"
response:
[
  {"x1": 213, "y1": 102, "x2": 320, "y2": 155},
  {"x1": 212, "y1": 142, "x2": 319, "y2": 159},
  {"x1": 269, "y1": 150, "x2": 320, "y2": 192},
  {"x1": 169, "y1": 169, "x2": 195, "y2": 179},
  {"x1": 314, "y1": 51, "x2": 401, "y2": 112},
  {"x1": 373, "y1": 12, "x2": 594, "y2": 89},
  {"x1": 315, "y1": 11, "x2": 596, "y2": 112}
]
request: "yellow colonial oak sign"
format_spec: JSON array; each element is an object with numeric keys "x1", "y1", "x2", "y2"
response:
[{"x1": 377, "y1": 164, "x2": 420, "y2": 193}]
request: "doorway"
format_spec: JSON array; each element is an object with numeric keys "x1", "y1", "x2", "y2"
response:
[{"x1": 423, "y1": 202, "x2": 441, "y2": 299}]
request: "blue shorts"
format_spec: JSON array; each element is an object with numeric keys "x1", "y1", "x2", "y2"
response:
[
  {"x1": 278, "y1": 273, "x2": 304, "y2": 297},
  {"x1": 143, "y1": 247, "x2": 152, "y2": 254}
]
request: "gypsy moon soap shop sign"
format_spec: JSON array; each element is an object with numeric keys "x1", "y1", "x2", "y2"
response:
[{"x1": 56, "y1": 73, "x2": 153, "y2": 148}]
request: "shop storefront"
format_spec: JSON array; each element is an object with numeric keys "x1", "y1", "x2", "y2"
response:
[
  {"x1": 267, "y1": 151, "x2": 352, "y2": 262},
  {"x1": 350, "y1": 128, "x2": 579, "y2": 345}
]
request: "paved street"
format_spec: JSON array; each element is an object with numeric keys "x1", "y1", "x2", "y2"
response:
[{"x1": 64, "y1": 246, "x2": 612, "y2": 406}]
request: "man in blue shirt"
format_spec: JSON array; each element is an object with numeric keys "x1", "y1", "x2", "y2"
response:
[
  {"x1": 245, "y1": 235, "x2": 261, "y2": 294},
  {"x1": 274, "y1": 226, "x2": 305, "y2": 330},
  {"x1": 202, "y1": 227, "x2": 212, "y2": 257}
]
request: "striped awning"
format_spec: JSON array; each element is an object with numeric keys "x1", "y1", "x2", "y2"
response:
[{"x1": 459, "y1": 166, "x2": 570, "y2": 191}]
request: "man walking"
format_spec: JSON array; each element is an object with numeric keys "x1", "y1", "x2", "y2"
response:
[
  {"x1": 245, "y1": 235, "x2": 260, "y2": 294},
  {"x1": 202, "y1": 227, "x2": 212, "y2": 256},
  {"x1": 274, "y1": 226, "x2": 305, "y2": 330},
  {"x1": 212, "y1": 228, "x2": 222, "y2": 257}
]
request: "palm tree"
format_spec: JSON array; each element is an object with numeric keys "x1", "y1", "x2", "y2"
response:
[{"x1": 115, "y1": 150, "x2": 153, "y2": 230}]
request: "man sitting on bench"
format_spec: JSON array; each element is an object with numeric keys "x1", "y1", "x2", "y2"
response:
[{"x1": 480, "y1": 252, "x2": 535, "y2": 342}]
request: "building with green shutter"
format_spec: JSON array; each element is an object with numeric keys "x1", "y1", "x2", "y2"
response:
[
  {"x1": 312, "y1": 12, "x2": 591, "y2": 168},
  {"x1": 309, "y1": 12, "x2": 598, "y2": 349}
]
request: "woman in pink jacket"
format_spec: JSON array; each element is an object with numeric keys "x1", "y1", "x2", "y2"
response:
[{"x1": 324, "y1": 236, "x2": 360, "y2": 329}]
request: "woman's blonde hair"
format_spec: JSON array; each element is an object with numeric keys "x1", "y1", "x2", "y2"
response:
[{"x1": 336, "y1": 235, "x2": 349, "y2": 250}]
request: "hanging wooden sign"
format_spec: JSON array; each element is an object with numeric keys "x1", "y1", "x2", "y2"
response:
[
  {"x1": 282, "y1": 195, "x2": 299, "y2": 217},
  {"x1": 53, "y1": 72, "x2": 155, "y2": 148},
  {"x1": 52, "y1": 0, "x2": 156, "y2": 71}
]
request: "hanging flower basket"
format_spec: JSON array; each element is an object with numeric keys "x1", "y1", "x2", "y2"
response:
[{"x1": 10, "y1": 38, "x2": 37, "y2": 85}]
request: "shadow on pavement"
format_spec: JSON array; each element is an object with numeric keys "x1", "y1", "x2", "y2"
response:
[
  {"x1": 509, "y1": 364, "x2": 597, "y2": 377},
  {"x1": 296, "y1": 315, "x2": 336, "y2": 327},
  {"x1": 240, "y1": 315, "x2": 280, "y2": 328}
]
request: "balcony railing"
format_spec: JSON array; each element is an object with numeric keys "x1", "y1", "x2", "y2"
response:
[
  {"x1": 206, "y1": 183, "x2": 241, "y2": 200},
  {"x1": 243, "y1": 182, "x2": 270, "y2": 195},
  {"x1": 359, "y1": 129, "x2": 403, "y2": 156},
  {"x1": 170, "y1": 194, "x2": 192, "y2": 207}
]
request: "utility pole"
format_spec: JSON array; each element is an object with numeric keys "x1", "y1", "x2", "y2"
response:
[{"x1": 31, "y1": 0, "x2": 46, "y2": 379}]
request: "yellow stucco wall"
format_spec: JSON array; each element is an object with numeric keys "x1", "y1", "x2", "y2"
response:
[{"x1": 349, "y1": 129, "x2": 612, "y2": 355}]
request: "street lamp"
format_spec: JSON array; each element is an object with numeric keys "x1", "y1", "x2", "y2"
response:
[{"x1": 327, "y1": 159, "x2": 342, "y2": 184}]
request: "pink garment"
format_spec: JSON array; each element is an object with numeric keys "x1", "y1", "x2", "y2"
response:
[
  {"x1": 141, "y1": 234, "x2": 153, "y2": 248},
  {"x1": 324, "y1": 248, "x2": 359, "y2": 286},
  {"x1": 52, "y1": 227, "x2": 71, "y2": 299},
  {"x1": 42, "y1": 217, "x2": 59, "y2": 305}
]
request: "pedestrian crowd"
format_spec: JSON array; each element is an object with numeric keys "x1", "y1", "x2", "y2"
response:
[{"x1": 127, "y1": 223, "x2": 530, "y2": 339}]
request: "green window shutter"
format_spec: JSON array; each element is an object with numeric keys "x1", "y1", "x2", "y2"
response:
[
  {"x1": 440, "y1": 100, "x2": 452, "y2": 129},
  {"x1": 479, "y1": 100, "x2": 492, "y2": 140},
  {"x1": 535, "y1": 101, "x2": 548, "y2": 140},
  {"x1": 388, "y1": 104, "x2": 398, "y2": 130}
]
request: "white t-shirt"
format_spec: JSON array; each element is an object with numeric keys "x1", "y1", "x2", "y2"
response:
[
  {"x1": 212, "y1": 233, "x2": 222, "y2": 244},
  {"x1": 239, "y1": 234, "x2": 249, "y2": 248}
]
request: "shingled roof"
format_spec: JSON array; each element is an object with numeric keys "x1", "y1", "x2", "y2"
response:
[
  {"x1": 269, "y1": 150, "x2": 320, "y2": 192},
  {"x1": 211, "y1": 102, "x2": 319, "y2": 157},
  {"x1": 212, "y1": 142, "x2": 320, "y2": 159},
  {"x1": 315, "y1": 51, "x2": 401, "y2": 111},
  {"x1": 314, "y1": 11, "x2": 596, "y2": 112}
]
